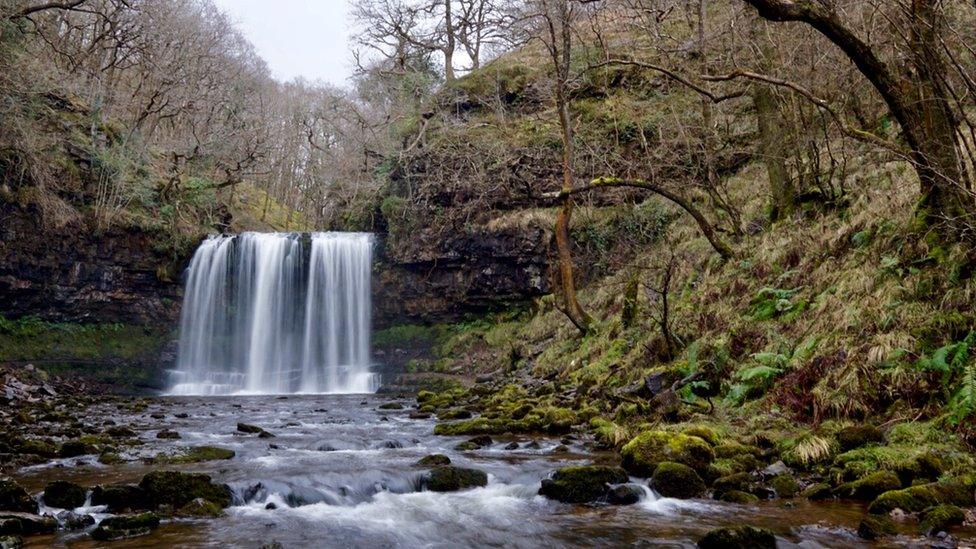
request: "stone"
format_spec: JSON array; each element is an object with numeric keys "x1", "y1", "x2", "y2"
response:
[
  {"x1": 620, "y1": 431, "x2": 714, "y2": 477},
  {"x1": 156, "y1": 429, "x2": 181, "y2": 439},
  {"x1": 0, "y1": 482, "x2": 37, "y2": 514},
  {"x1": 59, "y1": 440, "x2": 95, "y2": 458},
  {"x1": 416, "y1": 454, "x2": 451, "y2": 467},
  {"x1": 104, "y1": 426, "x2": 137, "y2": 438},
  {"x1": 91, "y1": 512, "x2": 160, "y2": 541},
  {"x1": 505, "y1": 442, "x2": 519, "y2": 450},
  {"x1": 920, "y1": 504, "x2": 965, "y2": 536},
  {"x1": 697, "y1": 526, "x2": 776, "y2": 548},
  {"x1": 58, "y1": 511, "x2": 95, "y2": 530},
  {"x1": 857, "y1": 514, "x2": 896, "y2": 540},
  {"x1": 139, "y1": 471, "x2": 232, "y2": 509},
  {"x1": 237, "y1": 423, "x2": 263, "y2": 434},
  {"x1": 650, "y1": 462, "x2": 706, "y2": 499},
  {"x1": 770, "y1": 474, "x2": 799, "y2": 498},
  {"x1": 176, "y1": 498, "x2": 223, "y2": 518},
  {"x1": 717, "y1": 490, "x2": 759, "y2": 504},
  {"x1": 836, "y1": 425, "x2": 884, "y2": 452},
  {"x1": 425, "y1": 466, "x2": 488, "y2": 492},
  {"x1": 0, "y1": 514, "x2": 57, "y2": 535},
  {"x1": 378, "y1": 402, "x2": 404, "y2": 410},
  {"x1": 538, "y1": 465, "x2": 629, "y2": 504},
  {"x1": 42, "y1": 481, "x2": 86, "y2": 509},
  {"x1": 761, "y1": 461, "x2": 790, "y2": 477},
  {"x1": 91, "y1": 484, "x2": 149, "y2": 512},
  {"x1": 868, "y1": 482, "x2": 973, "y2": 514},
  {"x1": 606, "y1": 484, "x2": 643, "y2": 505}
]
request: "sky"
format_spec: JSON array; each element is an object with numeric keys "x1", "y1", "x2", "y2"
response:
[{"x1": 212, "y1": 0, "x2": 356, "y2": 87}]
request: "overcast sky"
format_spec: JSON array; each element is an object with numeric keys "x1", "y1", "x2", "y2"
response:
[{"x1": 212, "y1": 0, "x2": 356, "y2": 87}]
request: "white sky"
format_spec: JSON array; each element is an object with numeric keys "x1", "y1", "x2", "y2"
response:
[{"x1": 212, "y1": 0, "x2": 356, "y2": 87}]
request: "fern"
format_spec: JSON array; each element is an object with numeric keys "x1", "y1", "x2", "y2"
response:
[
  {"x1": 917, "y1": 332, "x2": 976, "y2": 423},
  {"x1": 947, "y1": 362, "x2": 976, "y2": 425}
]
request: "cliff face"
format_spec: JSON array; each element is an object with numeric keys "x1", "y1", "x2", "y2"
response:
[
  {"x1": 373, "y1": 224, "x2": 551, "y2": 327},
  {"x1": 0, "y1": 204, "x2": 187, "y2": 325}
]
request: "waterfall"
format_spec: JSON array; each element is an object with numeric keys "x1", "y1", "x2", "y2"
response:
[{"x1": 168, "y1": 232, "x2": 378, "y2": 395}]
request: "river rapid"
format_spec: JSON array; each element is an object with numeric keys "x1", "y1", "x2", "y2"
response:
[{"x1": 9, "y1": 394, "x2": 960, "y2": 548}]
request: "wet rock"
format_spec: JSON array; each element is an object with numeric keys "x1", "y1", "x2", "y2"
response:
[
  {"x1": 770, "y1": 474, "x2": 799, "y2": 498},
  {"x1": 169, "y1": 446, "x2": 236, "y2": 463},
  {"x1": 454, "y1": 441, "x2": 480, "y2": 451},
  {"x1": 836, "y1": 425, "x2": 884, "y2": 452},
  {"x1": 91, "y1": 484, "x2": 150, "y2": 512},
  {"x1": 868, "y1": 482, "x2": 973, "y2": 514},
  {"x1": 697, "y1": 525, "x2": 776, "y2": 548},
  {"x1": 236, "y1": 423, "x2": 263, "y2": 434},
  {"x1": 378, "y1": 402, "x2": 404, "y2": 410},
  {"x1": 0, "y1": 535, "x2": 22, "y2": 549},
  {"x1": 437, "y1": 408, "x2": 473, "y2": 420},
  {"x1": 857, "y1": 514, "x2": 896, "y2": 540},
  {"x1": 58, "y1": 511, "x2": 95, "y2": 530},
  {"x1": 104, "y1": 426, "x2": 136, "y2": 438},
  {"x1": 620, "y1": 431, "x2": 714, "y2": 477},
  {"x1": 920, "y1": 504, "x2": 965, "y2": 536},
  {"x1": 538, "y1": 465, "x2": 629, "y2": 504},
  {"x1": 174, "y1": 413, "x2": 189, "y2": 419},
  {"x1": 467, "y1": 435, "x2": 492, "y2": 448},
  {"x1": 525, "y1": 440, "x2": 541, "y2": 449},
  {"x1": 177, "y1": 498, "x2": 223, "y2": 518},
  {"x1": 150, "y1": 413, "x2": 165, "y2": 420},
  {"x1": 139, "y1": 471, "x2": 232, "y2": 508},
  {"x1": 836, "y1": 471, "x2": 900, "y2": 501},
  {"x1": 761, "y1": 461, "x2": 790, "y2": 477},
  {"x1": 0, "y1": 481, "x2": 37, "y2": 514},
  {"x1": 156, "y1": 429, "x2": 181, "y2": 439},
  {"x1": 377, "y1": 440, "x2": 402, "y2": 449},
  {"x1": 265, "y1": 502, "x2": 277, "y2": 510},
  {"x1": 552, "y1": 445, "x2": 569, "y2": 454},
  {"x1": 799, "y1": 483, "x2": 832, "y2": 501},
  {"x1": 42, "y1": 480, "x2": 86, "y2": 509},
  {"x1": 0, "y1": 513, "x2": 57, "y2": 535},
  {"x1": 416, "y1": 454, "x2": 451, "y2": 466},
  {"x1": 91, "y1": 512, "x2": 160, "y2": 541},
  {"x1": 717, "y1": 490, "x2": 759, "y2": 504},
  {"x1": 17, "y1": 439, "x2": 58, "y2": 458},
  {"x1": 425, "y1": 466, "x2": 488, "y2": 492},
  {"x1": 606, "y1": 484, "x2": 643, "y2": 505},
  {"x1": 408, "y1": 411, "x2": 431, "y2": 419},
  {"x1": 258, "y1": 430, "x2": 276, "y2": 439},
  {"x1": 59, "y1": 440, "x2": 95, "y2": 458},
  {"x1": 712, "y1": 473, "x2": 754, "y2": 497},
  {"x1": 651, "y1": 462, "x2": 705, "y2": 499},
  {"x1": 505, "y1": 442, "x2": 519, "y2": 450}
]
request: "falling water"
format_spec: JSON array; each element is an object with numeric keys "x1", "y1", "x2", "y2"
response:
[{"x1": 168, "y1": 232, "x2": 378, "y2": 395}]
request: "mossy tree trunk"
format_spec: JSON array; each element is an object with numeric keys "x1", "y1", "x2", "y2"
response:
[{"x1": 753, "y1": 84, "x2": 794, "y2": 221}]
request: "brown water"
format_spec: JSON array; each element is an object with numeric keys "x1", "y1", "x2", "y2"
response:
[{"x1": 10, "y1": 395, "x2": 971, "y2": 548}]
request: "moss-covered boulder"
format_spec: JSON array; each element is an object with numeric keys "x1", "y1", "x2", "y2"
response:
[
  {"x1": 697, "y1": 525, "x2": 776, "y2": 548},
  {"x1": 651, "y1": 462, "x2": 705, "y2": 499},
  {"x1": 91, "y1": 512, "x2": 160, "y2": 541},
  {"x1": 59, "y1": 440, "x2": 96, "y2": 458},
  {"x1": 176, "y1": 498, "x2": 223, "y2": 518},
  {"x1": 606, "y1": 484, "x2": 643, "y2": 505},
  {"x1": 538, "y1": 466, "x2": 628, "y2": 504},
  {"x1": 836, "y1": 425, "x2": 884, "y2": 452},
  {"x1": 416, "y1": 454, "x2": 451, "y2": 466},
  {"x1": 236, "y1": 423, "x2": 263, "y2": 434},
  {"x1": 868, "y1": 482, "x2": 973, "y2": 514},
  {"x1": 17, "y1": 439, "x2": 58, "y2": 458},
  {"x1": 621, "y1": 431, "x2": 714, "y2": 477},
  {"x1": 712, "y1": 473, "x2": 755, "y2": 497},
  {"x1": 682, "y1": 426, "x2": 719, "y2": 446},
  {"x1": 799, "y1": 483, "x2": 832, "y2": 501},
  {"x1": 717, "y1": 490, "x2": 759, "y2": 504},
  {"x1": 167, "y1": 446, "x2": 235, "y2": 464},
  {"x1": 41, "y1": 481, "x2": 85, "y2": 509},
  {"x1": 90, "y1": 484, "x2": 149, "y2": 512},
  {"x1": 0, "y1": 481, "x2": 37, "y2": 514},
  {"x1": 770, "y1": 475, "x2": 799, "y2": 498},
  {"x1": 0, "y1": 514, "x2": 57, "y2": 535},
  {"x1": 139, "y1": 471, "x2": 232, "y2": 509},
  {"x1": 377, "y1": 402, "x2": 404, "y2": 410},
  {"x1": 919, "y1": 504, "x2": 965, "y2": 535},
  {"x1": 837, "y1": 471, "x2": 901, "y2": 501},
  {"x1": 424, "y1": 466, "x2": 488, "y2": 492},
  {"x1": 857, "y1": 514, "x2": 896, "y2": 540}
]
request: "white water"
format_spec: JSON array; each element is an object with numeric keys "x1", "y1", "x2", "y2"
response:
[{"x1": 167, "y1": 232, "x2": 378, "y2": 395}]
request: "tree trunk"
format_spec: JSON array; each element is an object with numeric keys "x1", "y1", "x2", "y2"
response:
[
  {"x1": 753, "y1": 85, "x2": 794, "y2": 221},
  {"x1": 443, "y1": 0, "x2": 456, "y2": 82}
]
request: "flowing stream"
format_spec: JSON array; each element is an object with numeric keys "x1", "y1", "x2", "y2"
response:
[
  {"x1": 168, "y1": 232, "x2": 377, "y2": 396},
  {"x1": 12, "y1": 395, "x2": 897, "y2": 548}
]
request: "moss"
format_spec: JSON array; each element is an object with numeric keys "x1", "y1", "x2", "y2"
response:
[
  {"x1": 176, "y1": 498, "x2": 223, "y2": 518},
  {"x1": 165, "y1": 446, "x2": 235, "y2": 464},
  {"x1": 868, "y1": 482, "x2": 972, "y2": 514},
  {"x1": 698, "y1": 525, "x2": 776, "y2": 548},
  {"x1": 919, "y1": 504, "x2": 965, "y2": 535},
  {"x1": 718, "y1": 490, "x2": 759, "y2": 504},
  {"x1": 712, "y1": 473, "x2": 754, "y2": 496},
  {"x1": 416, "y1": 454, "x2": 451, "y2": 466},
  {"x1": 139, "y1": 471, "x2": 232, "y2": 509},
  {"x1": 682, "y1": 425, "x2": 720, "y2": 446},
  {"x1": 424, "y1": 466, "x2": 488, "y2": 492},
  {"x1": 538, "y1": 465, "x2": 629, "y2": 503},
  {"x1": 621, "y1": 431, "x2": 714, "y2": 477},
  {"x1": 838, "y1": 471, "x2": 901, "y2": 501},
  {"x1": 713, "y1": 443, "x2": 761, "y2": 460},
  {"x1": 836, "y1": 425, "x2": 884, "y2": 451},
  {"x1": 91, "y1": 512, "x2": 160, "y2": 541},
  {"x1": 651, "y1": 462, "x2": 706, "y2": 499},
  {"x1": 770, "y1": 475, "x2": 799, "y2": 498},
  {"x1": 857, "y1": 514, "x2": 896, "y2": 540},
  {"x1": 800, "y1": 483, "x2": 832, "y2": 500}
]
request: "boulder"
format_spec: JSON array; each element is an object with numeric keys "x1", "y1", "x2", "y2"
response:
[
  {"x1": 920, "y1": 504, "x2": 965, "y2": 536},
  {"x1": 620, "y1": 431, "x2": 714, "y2": 477},
  {"x1": 606, "y1": 484, "x2": 643, "y2": 505},
  {"x1": 42, "y1": 481, "x2": 86, "y2": 509},
  {"x1": 0, "y1": 482, "x2": 37, "y2": 514},
  {"x1": 836, "y1": 425, "x2": 884, "y2": 452},
  {"x1": 799, "y1": 483, "x2": 832, "y2": 501},
  {"x1": 538, "y1": 465, "x2": 629, "y2": 504},
  {"x1": 424, "y1": 466, "x2": 488, "y2": 492},
  {"x1": 236, "y1": 423, "x2": 263, "y2": 434},
  {"x1": 416, "y1": 454, "x2": 451, "y2": 467},
  {"x1": 59, "y1": 441, "x2": 95, "y2": 458},
  {"x1": 868, "y1": 482, "x2": 973, "y2": 514},
  {"x1": 697, "y1": 525, "x2": 776, "y2": 548},
  {"x1": 176, "y1": 498, "x2": 223, "y2": 518},
  {"x1": 378, "y1": 402, "x2": 404, "y2": 410},
  {"x1": 651, "y1": 462, "x2": 706, "y2": 499},
  {"x1": 90, "y1": 512, "x2": 160, "y2": 541},
  {"x1": 717, "y1": 490, "x2": 759, "y2": 504},
  {"x1": 0, "y1": 513, "x2": 57, "y2": 535},
  {"x1": 770, "y1": 474, "x2": 799, "y2": 498},
  {"x1": 90, "y1": 484, "x2": 150, "y2": 512},
  {"x1": 58, "y1": 511, "x2": 95, "y2": 530},
  {"x1": 156, "y1": 430, "x2": 181, "y2": 440},
  {"x1": 139, "y1": 471, "x2": 232, "y2": 508},
  {"x1": 857, "y1": 514, "x2": 896, "y2": 540},
  {"x1": 837, "y1": 471, "x2": 901, "y2": 501}
]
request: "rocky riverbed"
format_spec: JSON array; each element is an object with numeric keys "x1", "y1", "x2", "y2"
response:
[{"x1": 2, "y1": 366, "x2": 975, "y2": 548}]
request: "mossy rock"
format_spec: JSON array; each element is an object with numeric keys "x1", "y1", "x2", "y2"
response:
[
  {"x1": 0, "y1": 481, "x2": 37, "y2": 514},
  {"x1": 538, "y1": 465, "x2": 629, "y2": 504},
  {"x1": 836, "y1": 425, "x2": 884, "y2": 452},
  {"x1": 377, "y1": 402, "x2": 404, "y2": 410},
  {"x1": 770, "y1": 475, "x2": 799, "y2": 498},
  {"x1": 454, "y1": 441, "x2": 481, "y2": 451},
  {"x1": 0, "y1": 514, "x2": 56, "y2": 535},
  {"x1": 437, "y1": 408, "x2": 473, "y2": 420},
  {"x1": 42, "y1": 480, "x2": 85, "y2": 509},
  {"x1": 682, "y1": 426, "x2": 720, "y2": 446},
  {"x1": 868, "y1": 482, "x2": 973, "y2": 514},
  {"x1": 799, "y1": 483, "x2": 832, "y2": 501},
  {"x1": 91, "y1": 512, "x2": 160, "y2": 541},
  {"x1": 713, "y1": 473, "x2": 754, "y2": 496},
  {"x1": 416, "y1": 454, "x2": 451, "y2": 466},
  {"x1": 176, "y1": 498, "x2": 223, "y2": 518},
  {"x1": 236, "y1": 423, "x2": 264, "y2": 434},
  {"x1": 838, "y1": 471, "x2": 901, "y2": 501},
  {"x1": 606, "y1": 484, "x2": 643, "y2": 505},
  {"x1": 919, "y1": 504, "x2": 965, "y2": 535},
  {"x1": 90, "y1": 484, "x2": 149, "y2": 512},
  {"x1": 425, "y1": 466, "x2": 488, "y2": 492},
  {"x1": 167, "y1": 446, "x2": 235, "y2": 464},
  {"x1": 717, "y1": 490, "x2": 759, "y2": 504},
  {"x1": 139, "y1": 471, "x2": 232, "y2": 509},
  {"x1": 857, "y1": 514, "x2": 896, "y2": 540},
  {"x1": 651, "y1": 462, "x2": 706, "y2": 499},
  {"x1": 18, "y1": 439, "x2": 58, "y2": 458},
  {"x1": 713, "y1": 443, "x2": 762, "y2": 460},
  {"x1": 621, "y1": 431, "x2": 714, "y2": 477},
  {"x1": 59, "y1": 440, "x2": 96, "y2": 458},
  {"x1": 697, "y1": 525, "x2": 776, "y2": 548}
]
